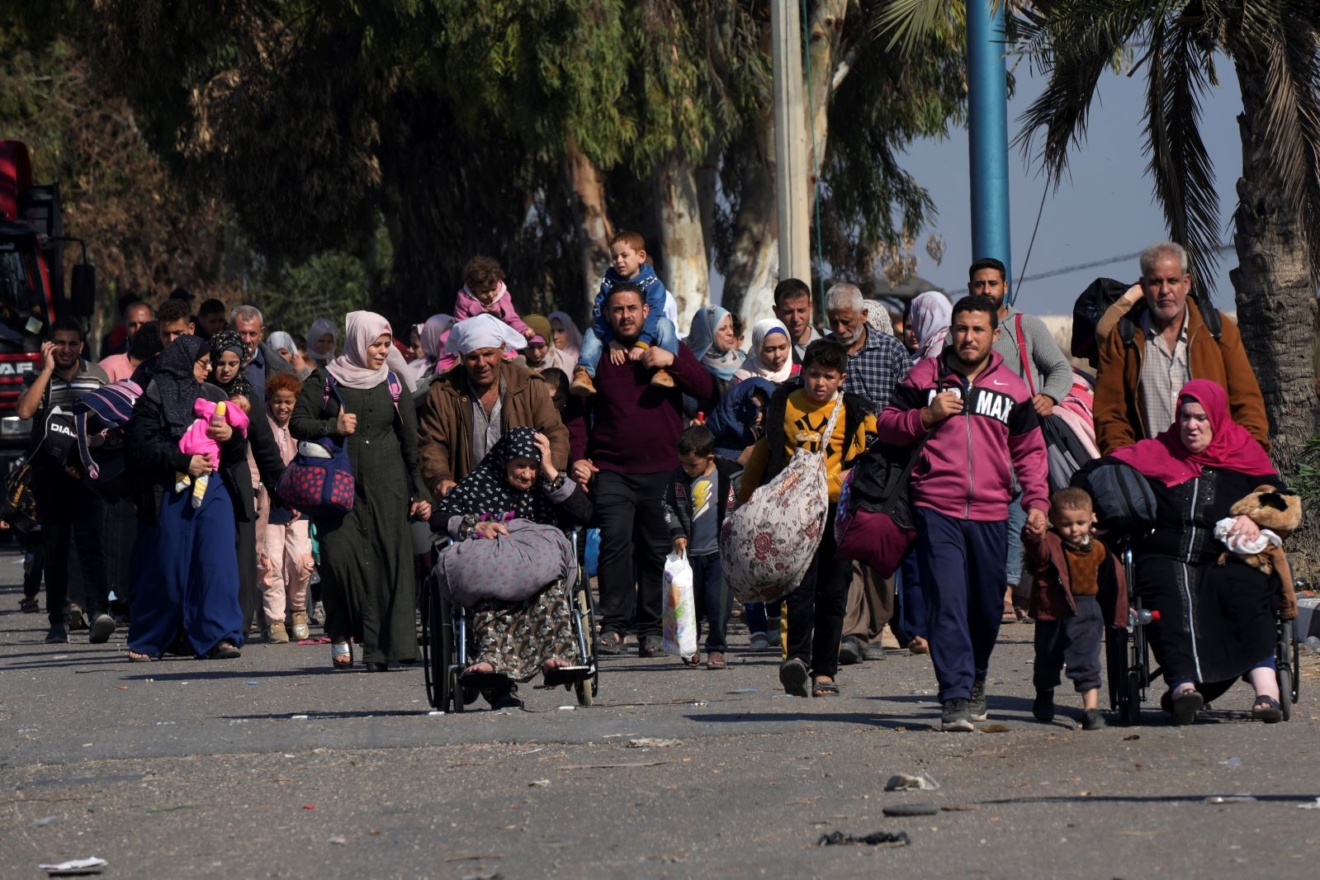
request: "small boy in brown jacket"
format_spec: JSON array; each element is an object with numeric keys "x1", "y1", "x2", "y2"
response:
[{"x1": 1023, "y1": 487, "x2": 1127, "y2": 730}]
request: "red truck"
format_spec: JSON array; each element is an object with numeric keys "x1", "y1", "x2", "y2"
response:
[{"x1": 0, "y1": 139, "x2": 94, "y2": 469}]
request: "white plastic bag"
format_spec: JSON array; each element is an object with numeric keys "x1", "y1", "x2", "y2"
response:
[{"x1": 661, "y1": 551, "x2": 697, "y2": 658}]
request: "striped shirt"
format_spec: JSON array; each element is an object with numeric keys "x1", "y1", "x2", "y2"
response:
[
  {"x1": 1138, "y1": 309, "x2": 1190, "y2": 438},
  {"x1": 23, "y1": 359, "x2": 110, "y2": 416}
]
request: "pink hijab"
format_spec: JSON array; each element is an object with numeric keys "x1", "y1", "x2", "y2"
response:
[
  {"x1": 1110, "y1": 379, "x2": 1274, "y2": 487},
  {"x1": 326, "y1": 311, "x2": 416, "y2": 391}
]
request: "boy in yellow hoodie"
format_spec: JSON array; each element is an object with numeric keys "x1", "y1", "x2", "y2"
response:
[{"x1": 739, "y1": 340, "x2": 877, "y2": 698}]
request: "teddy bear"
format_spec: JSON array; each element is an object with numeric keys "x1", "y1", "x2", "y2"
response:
[{"x1": 1216, "y1": 485, "x2": 1302, "y2": 619}]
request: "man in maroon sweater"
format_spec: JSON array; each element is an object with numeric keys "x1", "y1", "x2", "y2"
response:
[{"x1": 569, "y1": 283, "x2": 715, "y2": 656}]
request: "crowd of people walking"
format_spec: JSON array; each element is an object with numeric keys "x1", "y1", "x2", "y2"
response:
[{"x1": 7, "y1": 236, "x2": 1299, "y2": 727}]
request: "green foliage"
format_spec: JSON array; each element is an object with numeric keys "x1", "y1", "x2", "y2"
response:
[
  {"x1": 1293, "y1": 433, "x2": 1320, "y2": 512},
  {"x1": 256, "y1": 251, "x2": 373, "y2": 337}
]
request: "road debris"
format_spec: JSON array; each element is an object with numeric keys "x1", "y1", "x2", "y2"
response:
[
  {"x1": 883, "y1": 803, "x2": 941, "y2": 817},
  {"x1": 885, "y1": 773, "x2": 939, "y2": 792},
  {"x1": 627, "y1": 738, "x2": 682, "y2": 749},
  {"x1": 817, "y1": 830, "x2": 910, "y2": 848},
  {"x1": 38, "y1": 856, "x2": 108, "y2": 875}
]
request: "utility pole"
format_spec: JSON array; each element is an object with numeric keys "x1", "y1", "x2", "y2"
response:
[
  {"x1": 967, "y1": 0, "x2": 1013, "y2": 301},
  {"x1": 771, "y1": 0, "x2": 811, "y2": 289}
]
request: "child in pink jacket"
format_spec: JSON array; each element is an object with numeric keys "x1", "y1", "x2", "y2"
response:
[{"x1": 453, "y1": 256, "x2": 534, "y2": 341}]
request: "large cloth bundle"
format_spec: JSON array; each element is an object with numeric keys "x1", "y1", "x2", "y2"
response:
[
  {"x1": 720, "y1": 397, "x2": 843, "y2": 604},
  {"x1": 436, "y1": 519, "x2": 577, "y2": 608}
]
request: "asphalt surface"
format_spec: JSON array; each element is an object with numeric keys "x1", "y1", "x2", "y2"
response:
[{"x1": 3, "y1": 548, "x2": 1320, "y2": 879}]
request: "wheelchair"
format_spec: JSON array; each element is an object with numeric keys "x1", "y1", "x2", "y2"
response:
[
  {"x1": 1106, "y1": 539, "x2": 1300, "y2": 725},
  {"x1": 420, "y1": 528, "x2": 598, "y2": 712}
]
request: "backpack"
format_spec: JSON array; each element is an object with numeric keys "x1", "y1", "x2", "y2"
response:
[
  {"x1": 833, "y1": 438, "x2": 925, "y2": 578},
  {"x1": 1070, "y1": 457, "x2": 1157, "y2": 536},
  {"x1": 70, "y1": 379, "x2": 142, "y2": 501},
  {"x1": 1070, "y1": 278, "x2": 1131, "y2": 367}
]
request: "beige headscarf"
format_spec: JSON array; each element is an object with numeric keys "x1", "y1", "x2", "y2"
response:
[{"x1": 326, "y1": 311, "x2": 416, "y2": 392}]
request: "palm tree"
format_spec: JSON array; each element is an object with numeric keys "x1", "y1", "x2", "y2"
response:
[
  {"x1": 882, "y1": 0, "x2": 1320, "y2": 562},
  {"x1": 1016, "y1": 1, "x2": 1320, "y2": 451}
]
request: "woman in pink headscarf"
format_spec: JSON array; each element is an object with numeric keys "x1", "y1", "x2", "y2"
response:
[
  {"x1": 290, "y1": 311, "x2": 432, "y2": 672},
  {"x1": 1109, "y1": 379, "x2": 1296, "y2": 725}
]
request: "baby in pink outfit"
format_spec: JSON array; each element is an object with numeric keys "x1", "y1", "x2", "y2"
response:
[{"x1": 175, "y1": 397, "x2": 250, "y2": 507}]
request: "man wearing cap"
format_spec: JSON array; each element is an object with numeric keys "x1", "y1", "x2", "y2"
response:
[
  {"x1": 418, "y1": 314, "x2": 570, "y2": 497},
  {"x1": 522, "y1": 314, "x2": 574, "y2": 375}
]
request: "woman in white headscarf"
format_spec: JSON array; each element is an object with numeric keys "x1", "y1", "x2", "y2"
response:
[
  {"x1": 907, "y1": 291, "x2": 953, "y2": 363},
  {"x1": 306, "y1": 318, "x2": 338, "y2": 368},
  {"x1": 733, "y1": 318, "x2": 795, "y2": 384},
  {"x1": 289, "y1": 311, "x2": 431, "y2": 672}
]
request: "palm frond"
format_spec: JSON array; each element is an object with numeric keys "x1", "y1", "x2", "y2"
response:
[
  {"x1": 1012, "y1": 5, "x2": 1148, "y2": 183},
  {"x1": 1260, "y1": 5, "x2": 1320, "y2": 287},
  {"x1": 1143, "y1": 14, "x2": 1220, "y2": 299},
  {"x1": 872, "y1": 0, "x2": 957, "y2": 53}
]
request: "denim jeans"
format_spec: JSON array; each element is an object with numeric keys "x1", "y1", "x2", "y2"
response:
[
  {"x1": 690, "y1": 552, "x2": 731, "y2": 651},
  {"x1": 578, "y1": 317, "x2": 679, "y2": 377}
]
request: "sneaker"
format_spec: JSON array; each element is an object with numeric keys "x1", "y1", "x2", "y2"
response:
[
  {"x1": 19, "y1": 596, "x2": 40, "y2": 613},
  {"x1": 748, "y1": 632, "x2": 770, "y2": 651},
  {"x1": 89, "y1": 613, "x2": 117, "y2": 644},
  {"x1": 44, "y1": 623, "x2": 69, "y2": 644},
  {"x1": 569, "y1": 367, "x2": 597, "y2": 398},
  {"x1": 969, "y1": 679, "x2": 988, "y2": 722},
  {"x1": 1081, "y1": 708, "x2": 1106, "y2": 731},
  {"x1": 266, "y1": 623, "x2": 290, "y2": 644},
  {"x1": 290, "y1": 611, "x2": 310, "y2": 641},
  {"x1": 1033, "y1": 689, "x2": 1055, "y2": 723},
  {"x1": 941, "y1": 698, "x2": 974, "y2": 732},
  {"x1": 861, "y1": 644, "x2": 887, "y2": 662},
  {"x1": 838, "y1": 636, "x2": 864, "y2": 666},
  {"x1": 649, "y1": 368, "x2": 676, "y2": 389}
]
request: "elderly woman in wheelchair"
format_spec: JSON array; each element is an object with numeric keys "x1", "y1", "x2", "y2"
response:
[
  {"x1": 431, "y1": 427, "x2": 592, "y2": 709},
  {"x1": 1105, "y1": 380, "x2": 1300, "y2": 725}
]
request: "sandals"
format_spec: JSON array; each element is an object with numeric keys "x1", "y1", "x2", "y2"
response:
[
  {"x1": 331, "y1": 642, "x2": 353, "y2": 670},
  {"x1": 812, "y1": 678, "x2": 840, "y2": 697},
  {"x1": 682, "y1": 653, "x2": 702, "y2": 668},
  {"x1": 1171, "y1": 688, "x2": 1203, "y2": 726},
  {"x1": 19, "y1": 597, "x2": 40, "y2": 614},
  {"x1": 1251, "y1": 695, "x2": 1283, "y2": 724},
  {"x1": 207, "y1": 641, "x2": 241, "y2": 660},
  {"x1": 596, "y1": 631, "x2": 623, "y2": 656},
  {"x1": 908, "y1": 636, "x2": 930, "y2": 655},
  {"x1": 126, "y1": 649, "x2": 154, "y2": 663},
  {"x1": 705, "y1": 651, "x2": 727, "y2": 670}
]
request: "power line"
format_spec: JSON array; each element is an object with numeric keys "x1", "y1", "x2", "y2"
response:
[{"x1": 1019, "y1": 242, "x2": 1233, "y2": 284}]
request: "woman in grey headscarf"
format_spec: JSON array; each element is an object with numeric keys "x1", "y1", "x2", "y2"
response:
[{"x1": 307, "y1": 318, "x2": 338, "y2": 368}]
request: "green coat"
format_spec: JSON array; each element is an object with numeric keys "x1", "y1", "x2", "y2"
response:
[{"x1": 290, "y1": 369, "x2": 422, "y2": 664}]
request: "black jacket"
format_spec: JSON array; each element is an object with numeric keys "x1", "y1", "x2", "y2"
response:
[
  {"x1": 661, "y1": 456, "x2": 742, "y2": 544},
  {"x1": 763, "y1": 384, "x2": 874, "y2": 483},
  {"x1": 125, "y1": 382, "x2": 250, "y2": 526}
]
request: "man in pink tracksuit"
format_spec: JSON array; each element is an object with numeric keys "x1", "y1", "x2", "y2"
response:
[{"x1": 878, "y1": 295, "x2": 1050, "y2": 731}]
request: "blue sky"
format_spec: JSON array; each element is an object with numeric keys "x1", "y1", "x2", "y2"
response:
[{"x1": 905, "y1": 61, "x2": 1242, "y2": 316}]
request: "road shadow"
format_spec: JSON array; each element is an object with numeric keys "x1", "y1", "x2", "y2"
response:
[
  {"x1": 221, "y1": 709, "x2": 435, "y2": 721},
  {"x1": 682, "y1": 711, "x2": 938, "y2": 731},
  {"x1": 980, "y1": 793, "x2": 1320, "y2": 806}
]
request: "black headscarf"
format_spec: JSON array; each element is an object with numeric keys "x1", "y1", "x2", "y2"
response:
[
  {"x1": 435, "y1": 427, "x2": 553, "y2": 525},
  {"x1": 208, "y1": 329, "x2": 253, "y2": 400},
  {"x1": 153, "y1": 335, "x2": 208, "y2": 439}
]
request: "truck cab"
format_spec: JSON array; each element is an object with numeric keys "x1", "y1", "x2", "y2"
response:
[{"x1": 0, "y1": 140, "x2": 81, "y2": 467}]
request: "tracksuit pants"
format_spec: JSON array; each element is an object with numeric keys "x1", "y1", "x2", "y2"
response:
[{"x1": 913, "y1": 507, "x2": 1008, "y2": 702}]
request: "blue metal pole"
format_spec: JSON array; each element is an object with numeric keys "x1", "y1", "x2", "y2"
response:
[{"x1": 966, "y1": 0, "x2": 1013, "y2": 301}]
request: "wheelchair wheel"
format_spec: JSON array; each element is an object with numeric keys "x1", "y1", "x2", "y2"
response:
[
  {"x1": 1120, "y1": 670, "x2": 1142, "y2": 726},
  {"x1": 420, "y1": 575, "x2": 438, "y2": 709},
  {"x1": 574, "y1": 565, "x2": 600, "y2": 702},
  {"x1": 1279, "y1": 667, "x2": 1293, "y2": 722},
  {"x1": 1105, "y1": 626, "x2": 1127, "y2": 712}
]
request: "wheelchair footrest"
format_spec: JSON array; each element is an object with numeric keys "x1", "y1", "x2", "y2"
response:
[
  {"x1": 539, "y1": 665, "x2": 593, "y2": 688},
  {"x1": 457, "y1": 671, "x2": 511, "y2": 690}
]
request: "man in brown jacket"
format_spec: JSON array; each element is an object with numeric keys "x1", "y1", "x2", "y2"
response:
[
  {"x1": 417, "y1": 315, "x2": 570, "y2": 497},
  {"x1": 1094, "y1": 241, "x2": 1269, "y2": 455}
]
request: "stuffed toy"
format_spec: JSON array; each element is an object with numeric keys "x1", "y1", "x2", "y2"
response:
[
  {"x1": 174, "y1": 398, "x2": 250, "y2": 508},
  {"x1": 1216, "y1": 485, "x2": 1303, "y2": 619}
]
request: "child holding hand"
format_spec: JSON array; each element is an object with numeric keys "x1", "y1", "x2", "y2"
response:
[{"x1": 1023, "y1": 487, "x2": 1126, "y2": 731}]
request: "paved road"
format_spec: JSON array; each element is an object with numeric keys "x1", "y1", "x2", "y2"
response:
[{"x1": 3, "y1": 549, "x2": 1319, "y2": 879}]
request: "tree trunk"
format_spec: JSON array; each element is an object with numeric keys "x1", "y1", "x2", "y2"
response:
[
  {"x1": 653, "y1": 152, "x2": 710, "y2": 332},
  {"x1": 1230, "y1": 53, "x2": 1320, "y2": 573},
  {"x1": 805, "y1": 0, "x2": 848, "y2": 211},
  {"x1": 564, "y1": 135, "x2": 613, "y2": 320},
  {"x1": 720, "y1": 118, "x2": 780, "y2": 326}
]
